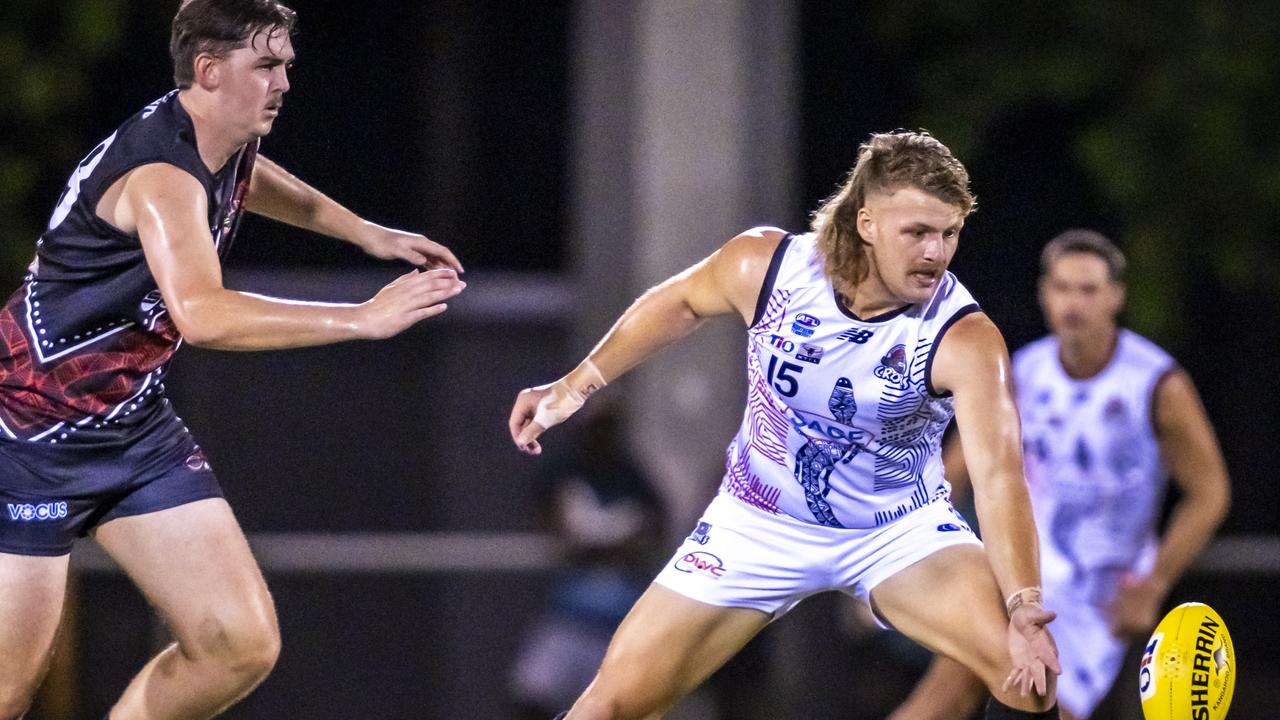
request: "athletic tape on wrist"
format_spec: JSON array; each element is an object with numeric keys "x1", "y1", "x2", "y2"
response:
[
  {"x1": 1005, "y1": 586, "x2": 1044, "y2": 616},
  {"x1": 531, "y1": 360, "x2": 607, "y2": 430}
]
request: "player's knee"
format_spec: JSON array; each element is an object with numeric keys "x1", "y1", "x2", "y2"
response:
[
  {"x1": 572, "y1": 682, "x2": 659, "y2": 720},
  {"x1": 187, "y1": 603, "x2": 281, "y2": 685}
]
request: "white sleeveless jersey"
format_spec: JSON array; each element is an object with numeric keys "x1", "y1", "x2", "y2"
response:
[
  {"x1": 1014, "y1": 329, "x2": 1175, "y2": 604},
  {"x1": 719, "y1": 232, "x2": 980, "y2": 529}
]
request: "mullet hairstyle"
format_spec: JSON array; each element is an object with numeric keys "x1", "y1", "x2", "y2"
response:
[
  {"x1": 171, "y1": 0, "x2": 297, "y2": 88},
  {"x1": 811, "y1": 131, "x2": 976, "y2": 298},
  {"x1": 1040, "y1": 229, "x2": 1127, "y2": 284}
]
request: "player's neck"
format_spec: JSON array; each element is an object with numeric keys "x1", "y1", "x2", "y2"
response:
[
  {"x1": 177, "y1": 89, "x2": 249, "y2": 173},
  {"x1": 1057, "y1": 327, "x2": 1119, "y2": 380},
  {"x1": 840, "y1": 268, "x2": 907, "y2": 320}
]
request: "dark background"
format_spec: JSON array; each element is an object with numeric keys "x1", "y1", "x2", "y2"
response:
[{"x1": 2, "y1": 1, "x2": 1276, "y2": 718}]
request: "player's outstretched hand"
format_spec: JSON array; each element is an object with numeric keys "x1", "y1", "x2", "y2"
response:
[
  {"x1": 357, "y1": 222, "x2": 463, "y2": 273},
  {"x1": 509, "y1": 385, "x2": 555, "y2": 456},
  {"x1": 509, "y1": 362, "x2": 608, "y2": 456},
  {"x1": 357, "y1": 268, "x2": 465, "y2": 339},
  {"x1": 1003, "y1": 604, "x2": 1061, "y2": 698}
]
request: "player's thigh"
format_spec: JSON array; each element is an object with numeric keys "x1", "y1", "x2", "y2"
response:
[
  {"x1": 586, "y1": 583, "x2": 770, "y2": 712},
  {"x1": 93, "y1": 498, "x2": 277, "y2": 657},
  {"x1": 869, "y1": 543, "x2": 1010, "y2": 688},
  {"x1": 0, "y1": 552, "x2": 69, "y2": 699}
]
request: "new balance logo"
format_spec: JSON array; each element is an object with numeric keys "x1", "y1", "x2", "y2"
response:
[
  {"x1": 837, "y1": 328, "x2": 875, "y2": 344},
  {"x1": 7, "y1": 502, "x2": 68, "y2": 522}
]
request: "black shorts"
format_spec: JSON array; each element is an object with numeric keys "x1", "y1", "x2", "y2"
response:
[{"x1": 0, "y1": 404, "x2": 223, "y2": 556}]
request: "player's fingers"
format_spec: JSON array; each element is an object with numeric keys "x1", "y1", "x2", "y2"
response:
[
  {"x1": 386, "y1": 268, "x2": 420, "y2": 287},
  {"x1": 515, "y1": 420, "x2": 546, "y2": 449},
  {"x1": 413, "y1": 287, "x2": 464, "y2": 311},
  {"x1": 428, "y1": 243, "x2": 464, "y2": 273},
  {"x1": 408, "y1": 304, "x2": 448, "y2": 323},
  {"x1": 508, "y1": 395, "x2": 535, "y2": 443},
  {"x1": 1033, "y1": 662, "x2": 1048, "y2": 696},
  {"x1": 1002, "y1": 668, "x2": 1019, "y2": 694},
  {"x1": 417, "y1": 267, "x2": 459, "y2": 282}
]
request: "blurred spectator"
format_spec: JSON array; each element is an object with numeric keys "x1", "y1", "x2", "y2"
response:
[{"x1": 508, "y1": 402, "x2": 666, "y2": 719}]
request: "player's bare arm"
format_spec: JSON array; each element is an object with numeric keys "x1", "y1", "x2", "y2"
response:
[
  {"x1": 509, "y1": 227, "x2": 785, "y2": 454},
  {"x1": 931, "y1": 311, "x2": 1061, "y2": 696},
  {"x1": 1108, "y1": 369, "x2": 1231, "y2": 635},
  {"x1": 112, "y1": 162, "x2": 464, "y2": 350},
  {"x1": 245, "y1": 155, "x2": 462, "y2": 272}
]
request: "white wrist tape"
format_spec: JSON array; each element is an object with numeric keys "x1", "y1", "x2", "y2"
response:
[
  {"x1": 531, "y1": 360, "x2": 607, "y2": 430},
  {"x1": 1005, "y1": 586, "x2": 1044, "y2": 616}
]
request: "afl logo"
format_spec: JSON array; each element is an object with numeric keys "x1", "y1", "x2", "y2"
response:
[
  {"x1": 674, "y1": 551, "x2": 726, "y2": 578},
  {"x1": 791, "y1": 313, "x2": 820, "y2": 337}
]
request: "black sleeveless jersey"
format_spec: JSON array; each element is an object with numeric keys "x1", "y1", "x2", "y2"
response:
[{"x1": 0, "y1": 91, "x2": 256, "y2": 443}]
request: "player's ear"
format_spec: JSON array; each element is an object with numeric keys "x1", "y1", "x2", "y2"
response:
[
  {"x1": 1111, "y1": 281, "x2": 1126, "y2": 314},
  {"x1": 856, "y1": 206, "x2": 875, "y2": 244},
  {"x1": 192, "y1": 53, "x2": 221, "y2": 91}
]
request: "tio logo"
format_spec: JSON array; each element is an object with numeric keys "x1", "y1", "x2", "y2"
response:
[{"x1": 1138, "y1": 633, "x2": 1161, "y2": 701}]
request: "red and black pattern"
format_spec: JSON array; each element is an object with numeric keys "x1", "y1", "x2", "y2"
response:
[
  {"x1": 0, "y1": 296, "x2": 179, "y2": 437},
  {"x1": 0, "y1": 92, "x2": 253, "y2": 442}
]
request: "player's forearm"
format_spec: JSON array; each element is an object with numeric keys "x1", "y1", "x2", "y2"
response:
[
  {"x1": 171, "y1": 288, "x2": 365, "y2": 350},
  {"x1": 973, "y1": 472, "x2": 1043, "y2": 600},
  {"x1": 1150, "y1": 479, "x2": 1230, "y2": 590},
  {"x1": 247, "y1": 158, "x2": 367, "y2": 245}
]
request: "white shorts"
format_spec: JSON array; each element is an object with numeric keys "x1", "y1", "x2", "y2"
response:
[
  {"x1": 653, "y1": 493, "x2": 982, "y2": 618},
  {"x1": 1042, "y1": 595, "x2": 1129, "y2": 718}
]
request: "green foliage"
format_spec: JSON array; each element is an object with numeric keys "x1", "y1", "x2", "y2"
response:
[
  {"x1": 0, "y1": 0, "x2": 126, "y2": 279},
  {"x1": 869, "y1": 1, "x2": 1280, "y2": 342}
]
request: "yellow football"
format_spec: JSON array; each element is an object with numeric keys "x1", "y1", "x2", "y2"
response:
[{"x1": 1139, "y1": 602, "x2": 1235, "y2": 720}]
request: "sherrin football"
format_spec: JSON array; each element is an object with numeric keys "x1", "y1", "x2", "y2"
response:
[{"x1": 1139, "y1": 602, "x2": 1235, "y2": 720}]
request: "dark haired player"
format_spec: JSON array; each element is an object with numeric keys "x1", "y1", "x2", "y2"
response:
[{"x1": 0, "y1": 1, "x2": 464, "y2": 718}]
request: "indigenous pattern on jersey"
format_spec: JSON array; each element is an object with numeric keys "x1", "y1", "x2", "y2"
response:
[
  {"x1": 0, "y1": 91, "x2": 256, "y2": 443},
  {"x1": 719, "y1": 232, "x2": 980, "y2": 529},
  {"x1": 1015, "y1": 329, "x2": 1175, "y2": 606}
]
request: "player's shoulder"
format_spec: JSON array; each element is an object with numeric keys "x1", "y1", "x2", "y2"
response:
[
  {"x1": 714, "y1": 226, "x2": 791, "y2": 278},
  {"x1": 126, "y1": 162, "x2": 207, "y2": 195},
  {"x1": 1115, "y1": 328, "x2": 1175, "y2": 370},
  {"x1": 722, "y1": 226, "x2": 789, "y2": 258}
]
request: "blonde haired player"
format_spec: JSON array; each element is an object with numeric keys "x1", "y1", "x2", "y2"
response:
[
  {"x1": 510, "y1": 131, "x2": 1061, "y2": 720},
  {"x1": 890, "y1": 230, "x2": 1231, "y2": 720}
]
